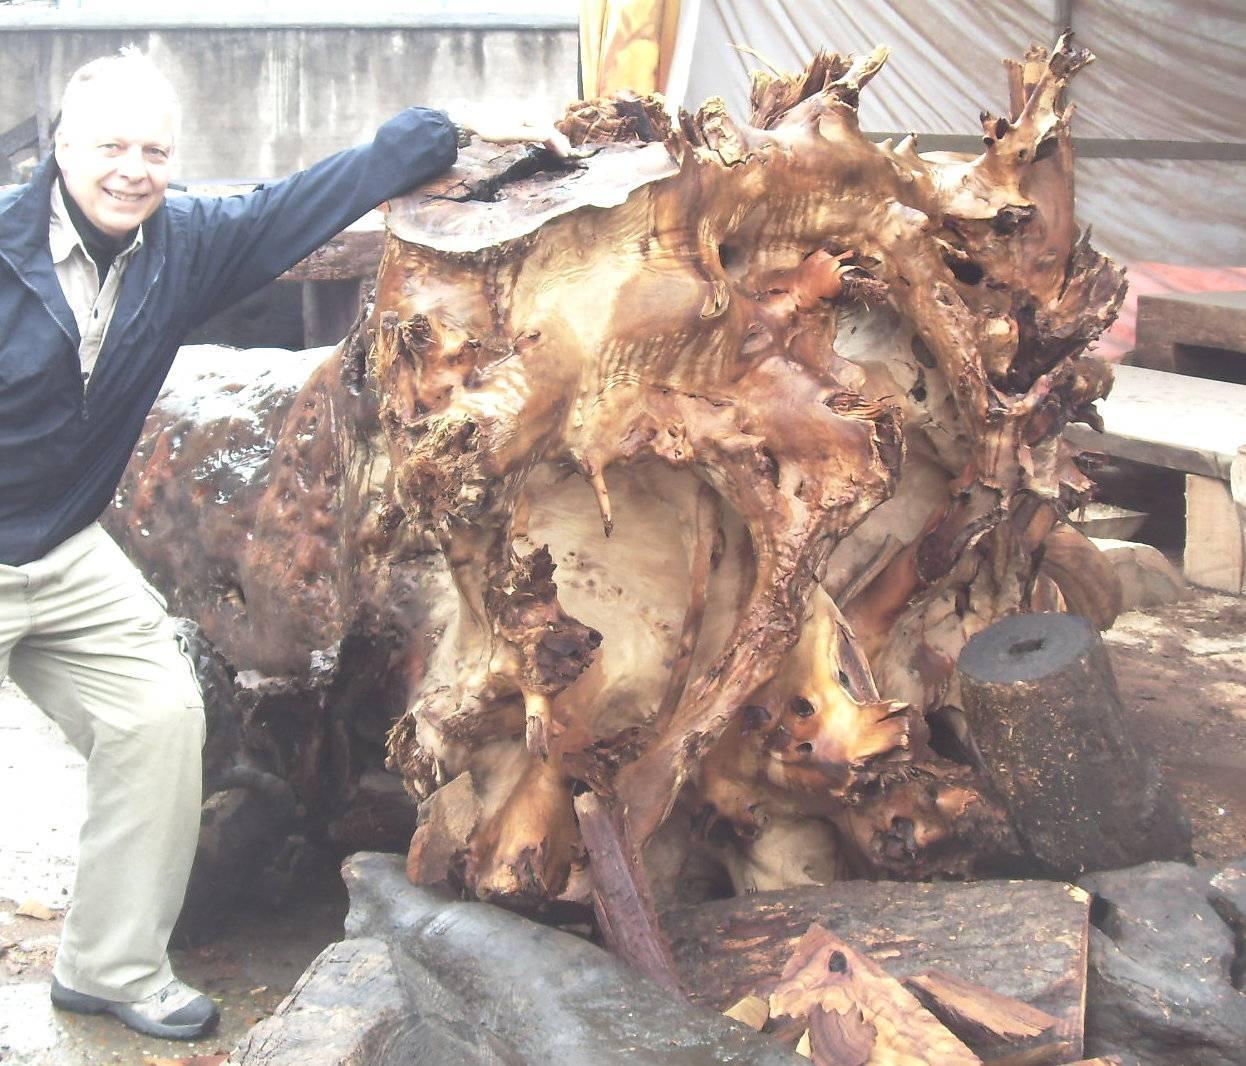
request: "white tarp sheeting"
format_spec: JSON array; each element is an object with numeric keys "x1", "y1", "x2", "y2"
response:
[{"x1": 669, "y1": 0, "x2": 1246, "y2": 268}]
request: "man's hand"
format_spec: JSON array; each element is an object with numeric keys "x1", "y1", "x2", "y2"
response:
[{"x1": 455, "y1": 115, "x2": 583, "y2": 160}]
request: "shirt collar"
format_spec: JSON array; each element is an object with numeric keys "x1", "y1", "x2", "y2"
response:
[{"x1": 49, "y1": 180, "x2": 144, "y2": 266}]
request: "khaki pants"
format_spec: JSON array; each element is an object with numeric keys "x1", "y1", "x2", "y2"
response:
[{"x1": 0, "y1": 523, "x2": 204, "y2": 1002}]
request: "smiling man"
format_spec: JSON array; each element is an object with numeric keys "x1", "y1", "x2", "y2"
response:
[{"x1": 0, "y1": 47, "x2": 561, "y2": 1042}]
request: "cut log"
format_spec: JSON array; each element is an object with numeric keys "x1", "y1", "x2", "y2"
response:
[
  {"x1": 957, "y1": 612, "x2": 1191, "y2": 876},
  {"x1": 664, "y1": 878, "x2": 1089, "y2": 1057},
  {"x1": 766, "y1": 925, "x2": 981, "y2": 1064},
  {"x1": 903, "y1": 969, "x2": 1063, "y2": 1062}
]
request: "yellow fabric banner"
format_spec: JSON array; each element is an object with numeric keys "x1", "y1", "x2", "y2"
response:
[{"x1": 580, "y1": 0, "x2": 683, "y2": 97}]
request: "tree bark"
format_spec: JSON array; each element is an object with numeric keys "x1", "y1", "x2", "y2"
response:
[{"x1": 957, "y1": 612, "x2": 1190, "y2": 876}]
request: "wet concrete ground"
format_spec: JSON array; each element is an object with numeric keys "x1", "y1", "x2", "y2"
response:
[
  {"x1": 0, "y1": 681, "x2": 345, "y2": 1066},
  {"x1": 1, "y1": 590, "x2": 1243, "y2": 1064}
]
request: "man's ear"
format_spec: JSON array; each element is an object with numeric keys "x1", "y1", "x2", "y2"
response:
[{"x1": 53, "y1": 125, "x2": 70, "y2": 168}]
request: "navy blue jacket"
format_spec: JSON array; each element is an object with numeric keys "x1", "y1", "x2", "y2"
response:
[{"x1": 0, "y1": 107, "x2": 457, "y2": 567}]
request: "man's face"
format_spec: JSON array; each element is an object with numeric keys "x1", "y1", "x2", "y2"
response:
[{"x1": 55, "y1": 86, "x2": 176, "y2": 238}]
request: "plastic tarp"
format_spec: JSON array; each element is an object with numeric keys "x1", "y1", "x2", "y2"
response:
[{"x1": 667, "y1": 0, "x2": 1245, "y2": 354}]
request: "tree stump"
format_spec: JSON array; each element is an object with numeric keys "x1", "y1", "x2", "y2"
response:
[
  {"x1": 957, "y1": 612, "x2": 1190, "y2": 877},
  {"x1": 110, "y1": 35, "x2": 1137, "y2": 910}
]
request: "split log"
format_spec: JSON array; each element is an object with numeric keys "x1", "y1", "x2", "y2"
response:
[
  {"x1": 957, "y1": 612, "x2": 1191, "y2": 877},
  {"x1": 766, "y1": 925, "x2": 981, "y2": 1064},
  {"x1": 663, "y1": 878, "x2": 1088, "y2": 1058},
  {"x1": 903, "y1": 970, "x2": 1066, "y2": 1063}
]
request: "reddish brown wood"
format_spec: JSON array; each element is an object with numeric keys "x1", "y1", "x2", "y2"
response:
[
  {"x1": 904, "y1": 969, "x2": 1063, "y2": 1062},
  {"x1": 574, "y1": 792, "x2": 685, "y2": 997}
]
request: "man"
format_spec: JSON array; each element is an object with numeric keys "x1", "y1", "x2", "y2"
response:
[{"x1": 0, "y1": 48, "x2": 564, "y2": 1041}]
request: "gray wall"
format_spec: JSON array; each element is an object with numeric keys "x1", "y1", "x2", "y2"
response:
[{"x1": 0, "y1": 14, "x2": 579, "y2": 181}]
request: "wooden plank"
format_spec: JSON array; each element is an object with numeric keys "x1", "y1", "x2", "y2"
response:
[
  {"x1": 1185, "y1": 472, "x2": 1246, "y2": 593},
  {"x1": 280, "y1": 215, "x2": 385, "y2": 282},
  {"x1": 0, "y1": 114, "x2": 38, "y2": 158},
  {"x1": 573, "y1": 791, "x2": 685, "y2": 997},
  {"x1": 1064, "y1": 364, "x2": 1246, "y2": 479},
  {"x1": 664, "y1": 878, "x2": 1088, "y2": 1058},
  {"x1": 167, "y1": 186, "x2": 385, "y2": 283},
  {"x1": 1133, "y1": 290, "x2": 1246, "y2": 372}
]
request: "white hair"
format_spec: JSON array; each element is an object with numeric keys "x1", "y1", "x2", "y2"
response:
[{"x1": 57, "y1": 45, "x2": 181, "y2": 146}]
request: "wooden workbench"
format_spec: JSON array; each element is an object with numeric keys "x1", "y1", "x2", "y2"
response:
[{"x1": 1066, "y1": 364, "x2": 1246, "y2": 593}]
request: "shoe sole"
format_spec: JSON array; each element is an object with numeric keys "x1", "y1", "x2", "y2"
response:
[
  {"x1": 109, "y1": 1003, "x2": 217, "y2": 1040},
  {"x1": 52, "y1": 984, "x2": 218, "y2": 1040}
]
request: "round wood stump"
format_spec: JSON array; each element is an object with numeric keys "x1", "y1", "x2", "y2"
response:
[{"x1": 958, "y1": 612, "x2": 1190, "y2": 876}]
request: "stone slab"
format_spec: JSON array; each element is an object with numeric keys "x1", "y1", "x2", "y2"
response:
[
  {"x1": 1088, "y1": 538, "x2": 1185, "y2": 610},
  {"x1": 1078, "y1": 861, "x2": 1246, "y2": 1066},
  {"x1": 1065, "y1": 364, "x2": 1246, "y2": 480}
]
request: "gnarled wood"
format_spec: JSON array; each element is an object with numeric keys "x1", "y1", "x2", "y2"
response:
[
  {"x1": 109, "y1": 34, "x2": 1146, "y2": 913},
  {"x1": 374, "y1": 32, "x2": 1125, "y2": 904}
]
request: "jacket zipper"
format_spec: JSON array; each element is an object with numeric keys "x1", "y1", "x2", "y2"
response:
[
  {"x1": 0, "y1": 240, "x2": 92, "y2": 439},
  {"x1": 0, "y1": 243, "x2": 81, "y2": 373},
  {"x1": 81, "y1": 263, "x2": 163, "y2": 422}
]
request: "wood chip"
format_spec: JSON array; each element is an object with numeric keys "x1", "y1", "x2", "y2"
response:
[
  {"x1": 15, "y1": 899, "x2": 56, "y2": 921},
  {"x1": 904, "y1": 968, "x2": 1058, "y2": 1052},
  {"x1": 794, "y1": 1029, "x2": 811, "y2": 1058},
  {"x1": 808, "y1": 1002, "x2": 875, "y2": 1066},
  {"x1": 142, "y1": 1056, "x2": 228, "y2": 1066},
  {"x1": 722, "y1": 994, "x2": 768, "y2": 1030}
]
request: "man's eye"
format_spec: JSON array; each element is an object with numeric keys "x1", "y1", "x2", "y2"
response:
[
  {"x1": 99, "y1": 143, "x2": 121, "y2": 153},
  {"x1": 145, "y1": 148, "x2": 169, "y2": 162}
]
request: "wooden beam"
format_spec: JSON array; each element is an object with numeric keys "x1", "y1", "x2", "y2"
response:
[{"x1": 1185, "y1": 472, "x2": 1246, "y2": 593}]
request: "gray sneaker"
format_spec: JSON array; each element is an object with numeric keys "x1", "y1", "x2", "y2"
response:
[{"x1": 50, "y1": 975, "x2": 220, "y2": 1040}]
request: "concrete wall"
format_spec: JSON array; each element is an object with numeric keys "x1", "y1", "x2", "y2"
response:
[{"x1": 0, "y1": 13, "x2": 579, "y2": 181}]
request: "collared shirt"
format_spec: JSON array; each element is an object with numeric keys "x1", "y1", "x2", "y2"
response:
[{"x1": 48, "y1": 180, "x2": 144, "y2": 380}]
